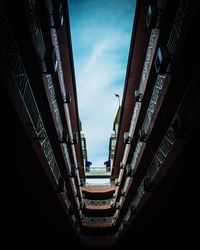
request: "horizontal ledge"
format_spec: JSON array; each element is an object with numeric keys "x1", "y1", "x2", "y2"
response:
[
  {"x1": 82, "y1": 223, "x2": 113, "y2": 228},
  {"x1": 85, "y1": 205, "x2": 112, "y2": 210},
  {"x1": 82, "y1": 186, "x2": 116, "y2": 193},
  {"x1": 85, "y1": 174, "x2": 111, "y2": 178}
]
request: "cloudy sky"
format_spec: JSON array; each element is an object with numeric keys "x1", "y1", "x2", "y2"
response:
[{"x1": 68, "y1": 0, "x2": 136, "y2": 168}]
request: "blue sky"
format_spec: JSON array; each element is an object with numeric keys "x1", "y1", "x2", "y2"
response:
[{"x1": 68, "y1": 0, "x2": 136, "y2": 168}]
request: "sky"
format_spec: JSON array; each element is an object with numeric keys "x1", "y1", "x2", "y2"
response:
[{"x1": 68, "y1": 0, "x2": 136, "y2": 168}]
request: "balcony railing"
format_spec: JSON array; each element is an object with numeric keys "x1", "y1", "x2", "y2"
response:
[
  {"x1": 85, "y1": 167, "x2": 111, "y2": 178},
  {"x1": 0, "y1": 1, "x2": 72, "y2": 213},
  {"x1": 80, "y1": 235, "x2": 115, "y2": 247},
  {"x1": 82, "y1": 215, "x2": 114, "y2": 225},
  {"x1": 167, "y1": 0, "x2": 189, "y2": 55},
  {"x1": 84, "y1": 198, "x2": 113, "y2": 206},
  {"x1": 117, "y1": 66, "x2": 200, "y2": 241}
]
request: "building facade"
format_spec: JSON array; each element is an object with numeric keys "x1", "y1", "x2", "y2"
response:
[{"x1": 1, "y1": 0, "x2": 200, "y2": 247}]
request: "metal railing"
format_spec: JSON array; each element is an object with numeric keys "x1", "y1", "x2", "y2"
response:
[
  {"x1": 117, "y1": 66, "x2": 200, "y2": 242},
  {"x1": 84, "y1": 198, "x2": 113, "y2": 206},
  {"x1": 80, "y1": 235, "x2": 115, "y2": 247},
  {"x1": 82, "y1": 215, "x2": 114, "y2": 225},
  {"x1": 86, "y1": 167, "x2": 110, "y2": 174},
  {"x1": 140, "y1": 29, "x2": 160, "y2": 90},
  {"x1": 0, "y1": 2, "x2": 71, "y2": 209},
  {"x1": 167, "y1": 0, "x2": 189, "y2": 55}
]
